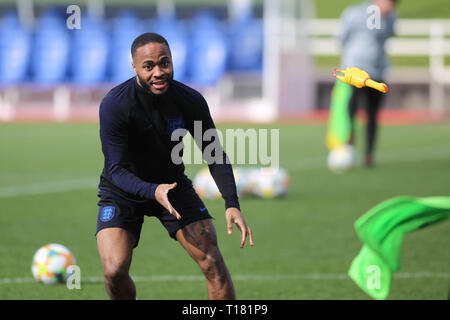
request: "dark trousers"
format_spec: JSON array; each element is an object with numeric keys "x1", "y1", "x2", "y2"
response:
[{"x1": 348, "y1": 86, "x2": 384, "y2": 156}]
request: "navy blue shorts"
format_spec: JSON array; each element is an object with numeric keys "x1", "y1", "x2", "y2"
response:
[{"x1": 95, "y1": 182, "x2": 213, "y2": 247}]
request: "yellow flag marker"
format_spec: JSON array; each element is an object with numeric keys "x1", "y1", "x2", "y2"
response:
[{"x1": 332, "y1": 67, "x2": 389, "y2": 93}]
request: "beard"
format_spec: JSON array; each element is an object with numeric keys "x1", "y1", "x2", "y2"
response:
[{"x1": 136, "y1": 71, "x2": 174, "y2": 96}]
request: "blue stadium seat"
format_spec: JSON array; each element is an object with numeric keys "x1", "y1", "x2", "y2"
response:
[
  {"x1": 187, "y1": 11, "x2": 229, "y2": 86},
  {"x1": 228, "y1": 16, "x2": 263, "y2": 71},
  {"x1": 69, "y1": 15, "x2": 108, "y2": 84},
  {"x1": 0, "y1": 11, "x2": 31, "y2": 84},
  {"x1": 150, "y1": 15, "x2": 188, "y2": 83},
  {"x1": 109, "y1": 10, "x2": 143, "y2": 83},
  {"x1": 229, "y1": 0, "x2": 253, "y2": 23},
  {"x1": 31, "y1": 9, "x2": 70, "y2": 83}
]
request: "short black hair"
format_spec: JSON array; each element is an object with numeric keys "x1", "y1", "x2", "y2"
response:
[{"x1": 131, "y1": 32, "x2": 170, "y2": 58}]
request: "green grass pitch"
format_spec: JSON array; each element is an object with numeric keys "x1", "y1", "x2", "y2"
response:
[{"x1": 0, "y1": 122, "x2": 449, "y2": 300}]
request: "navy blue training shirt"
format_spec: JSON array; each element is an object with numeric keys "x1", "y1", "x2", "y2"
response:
[{"x1": 98, "y1": 77, "x2": 240, "y2": 210}]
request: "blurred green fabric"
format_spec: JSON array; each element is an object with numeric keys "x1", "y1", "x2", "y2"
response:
[{"x1": 349, "y1": 196, "x2": 450, "y2": 299}]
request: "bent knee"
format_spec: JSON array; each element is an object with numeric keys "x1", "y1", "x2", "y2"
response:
[
  {"x1": 198, "y1": 250, "x2": 226, "y2": 278},
  {"x1": 103, "y1": 260, "x2": 130, "y2": 282}
]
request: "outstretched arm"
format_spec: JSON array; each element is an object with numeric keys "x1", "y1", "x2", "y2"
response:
[
  {"x1": 189, "y1": 95, "x2": 254, "y2": 247},
  {"x1": 100, "y1": 98, "x2": 180, "y2": 219}
]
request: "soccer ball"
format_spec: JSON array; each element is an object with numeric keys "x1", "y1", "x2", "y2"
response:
[
  {"x1": 249, "y1": 167, "x2": 290, "y2": 199},
  {"x1": 193, "y1": 167, "x2": 290, "y2": 200},
  {"x1": 233, "y1": 167, "x2": 253, "y2": 197},
  {"x1": 327, "y1": 144, "x2": 356, "y2": 173},
  {"x1": 193, "y1": 168, "x2": 221, "y2": 199},
  {"x1": 193, "y1": 167, "x2": 254, "y2": 199},
  {"x1": 31, "y1": 243, "x2": 76, "y2": 284}
]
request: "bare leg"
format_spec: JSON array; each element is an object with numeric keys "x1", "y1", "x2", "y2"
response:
[
  {"x1": 97, "y1": 227, "x2": 136, "y2": 300},
  {"x1": 176, "y1": 219, "x2": 235, "y2": 300}
]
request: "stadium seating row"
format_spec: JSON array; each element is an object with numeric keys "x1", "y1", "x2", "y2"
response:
[{"x1": 0, "y1": 8, "x2": 263, "y2": 86}]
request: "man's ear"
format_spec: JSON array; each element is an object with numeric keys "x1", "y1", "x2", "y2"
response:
[{"x1": 131, "y1": 60, "x2": 137, "y2": 76}]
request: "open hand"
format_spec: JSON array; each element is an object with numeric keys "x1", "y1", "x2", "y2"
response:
[
  {"x1": 155, "y1": 183, "x2": 181, "y2": 220},
  {"x1": 225, "y1": 207, "x2": 254, "y2": 248}
]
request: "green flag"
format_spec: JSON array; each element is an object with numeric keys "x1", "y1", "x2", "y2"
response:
[
  {"x1": 348, "y1": 245, "x2": 391, "y2": 300},
  {"x1": 326, "y1": 80, "x2": 353, "y2": 150},
  {"x1": 348, "y1": 196, "x2": 450, "y2": 299}
]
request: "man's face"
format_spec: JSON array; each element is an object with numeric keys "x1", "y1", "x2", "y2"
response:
[
  {"x1": 374, "y1": 0, "x2": 395, "y2": 17},
  {"x1": 132, "y1": 42, "x2": 173, "y2": 95}
]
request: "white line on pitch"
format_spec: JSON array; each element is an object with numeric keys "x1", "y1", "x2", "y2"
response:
[
  {"x1": 286, "y1": 144, "x2": 450, "y2": 172},
  {"x1": 1, "y1": 272, "x2": 449, "y2": 285},
  {"x1": 0, "y1": 177, "x2": 98, "y2": 198},
  {"x1": 0, "y1": 144, "x2": 449, "y2": 198}
]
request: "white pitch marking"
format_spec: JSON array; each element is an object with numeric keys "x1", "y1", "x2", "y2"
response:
[
  {"x1": 0, "y1": 144, "x2": 449, "y2": 198},
  {"x1": 286, "y1": 144, "x2": 450, "y2": 172},
  {"x1": 1, "y1": 272, "x2": 449, "y2": 285},
  {"x1": 0, "y1": 177, "x2": 98, "y2": 198}
]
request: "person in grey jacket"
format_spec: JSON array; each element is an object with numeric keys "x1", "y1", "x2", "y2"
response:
[{"x1": 338, "y1": 0, "x2": 397, "y2": 167}]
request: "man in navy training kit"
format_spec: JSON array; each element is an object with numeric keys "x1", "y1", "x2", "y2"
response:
[{"x1": 96, "y1": 32, "x2": 254, "y2": 300}]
